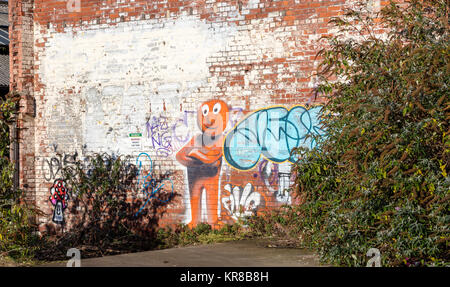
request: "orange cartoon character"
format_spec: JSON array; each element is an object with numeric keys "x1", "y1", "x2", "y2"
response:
[{"x1": 176, "y1": 100, "x2": 229, "y2": 227}]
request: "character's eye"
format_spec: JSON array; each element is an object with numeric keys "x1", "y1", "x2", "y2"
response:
[
  {"x1": 213, "y1": 103, "x2": 221, "y2": 114},
  {"x1": 201, "y1": 105, "x2": 209, "y2": 116}
]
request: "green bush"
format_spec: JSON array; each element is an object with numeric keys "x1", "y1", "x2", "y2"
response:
[
  {"x1": 298, "y1": 0, "x2": 449, "y2": 266},
  {"x1": 0, "y1": 94, "x2": 39, "y2": 262},
  {"x1": 267, "y1": 0, "x2": 448, "y2": 266},
  {"x1": 155, "y1": 223, "x2": 248, "y2": 248},
  {"x1": 0, "y1": 96, "x2": 16, "y2": 195}
]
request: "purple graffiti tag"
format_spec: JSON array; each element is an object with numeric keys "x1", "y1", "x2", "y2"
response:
[
  {"x1": 172, "y1": 110, "x2": 196, "y2": 145},
  {"x1": 146, "y1": 116, "x2": 173, "y2": 157}
]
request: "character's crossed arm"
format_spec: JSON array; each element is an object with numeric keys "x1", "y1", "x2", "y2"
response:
[
  {"x1": 187, "y1": 145, "x2": 222, "y2": 165},
  {"x1": 176, "y1": 136, "x2": 223, "y2": 167}
]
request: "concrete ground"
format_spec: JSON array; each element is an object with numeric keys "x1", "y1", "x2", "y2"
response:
[{"x1": 44, "y1": 239, "x2": 326, "y2": 267}]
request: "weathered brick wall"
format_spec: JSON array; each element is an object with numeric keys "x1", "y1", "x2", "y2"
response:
[
  {"x1": 10, "y1": 0, "x2": 386, "y2": 234},
  {"x1": 9, "y1": 0, "x2": 36, "y2": 206}
]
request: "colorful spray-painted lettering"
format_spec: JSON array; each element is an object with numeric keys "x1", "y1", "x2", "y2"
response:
[
  {"x1": 223, "y1": 105, "x2": 325, "y2": 170},
  {"x1": 176, "y1": 103, "x2": 325, "y2": 226}
]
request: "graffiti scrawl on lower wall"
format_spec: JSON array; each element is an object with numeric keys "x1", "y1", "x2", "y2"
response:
[
  {"x1": 49, "y1": 179, "x2": 70, "y2": 225},
  {"x1": 221, "y1": 183, "x2": 262, "y2": 221},
  {"x1": 259, "y1": 159, "x2": 292, "y2": 204},
  {"x1": 135, "y1": 152, "x2": 174, "y2": 216},
  {"x1": 224, "y1": 105, "x2": 325, "y2": 170},
  {"x1": 43, "y1": 151, "x2": 79, "y2": 182}
]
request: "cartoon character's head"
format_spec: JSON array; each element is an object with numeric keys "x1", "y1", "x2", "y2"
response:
[{"x1": 197, "y1": 100, "x2": 229, "y2": 136}]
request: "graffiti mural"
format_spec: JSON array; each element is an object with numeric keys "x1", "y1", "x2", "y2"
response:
[
  {"x1": 45, "y1": 104, "x2": 323, "y2": 227},
  {"x1": 175, "y1": 103, "x2": 325, "y2": 226},
  {"x1": 49, "y1": 179, "x2": 70, "y2": 225},
  {"x1": 223, "y1": 105, "x2": 325, "y2": 170},
  {"x1": 176, "y1": 100, "x2": 229, "y2": 227}
]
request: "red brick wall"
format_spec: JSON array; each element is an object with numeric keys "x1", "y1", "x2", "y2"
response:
[
  {"x1": 9, "y1": 0, "x2": 36, "y2": 206},
  {"x1": 9, "y1": 0, "x2": 389, "y2": 233}
]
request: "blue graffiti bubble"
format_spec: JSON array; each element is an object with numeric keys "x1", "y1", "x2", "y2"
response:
[{"x1": 224, "y1": 106, "x2": 325, "y2": 170}]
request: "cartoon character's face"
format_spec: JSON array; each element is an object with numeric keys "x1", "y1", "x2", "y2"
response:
[{"x1": 197, "y1": 100, "x2": 229, "y2": 136}]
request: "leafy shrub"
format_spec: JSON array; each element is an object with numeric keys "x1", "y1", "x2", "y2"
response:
[
  {"x1": 156, "y1": 223, "x2": 248, "y2": 248},
  {"x1": 0, "y1": 94, "x2": 39, "y2": 262},
  {"x1": 0, "y1": 96, "x2": 16, "y2": 195},
  {"x1": 289, "y1": 0, "x2": 449, "y2": 267},
  {"x1": 194, "y1": 222, "x2": 213, "y2": 235},
  {"x1": 245, "y1": 0, "x2": 449, "y2": 267}
]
